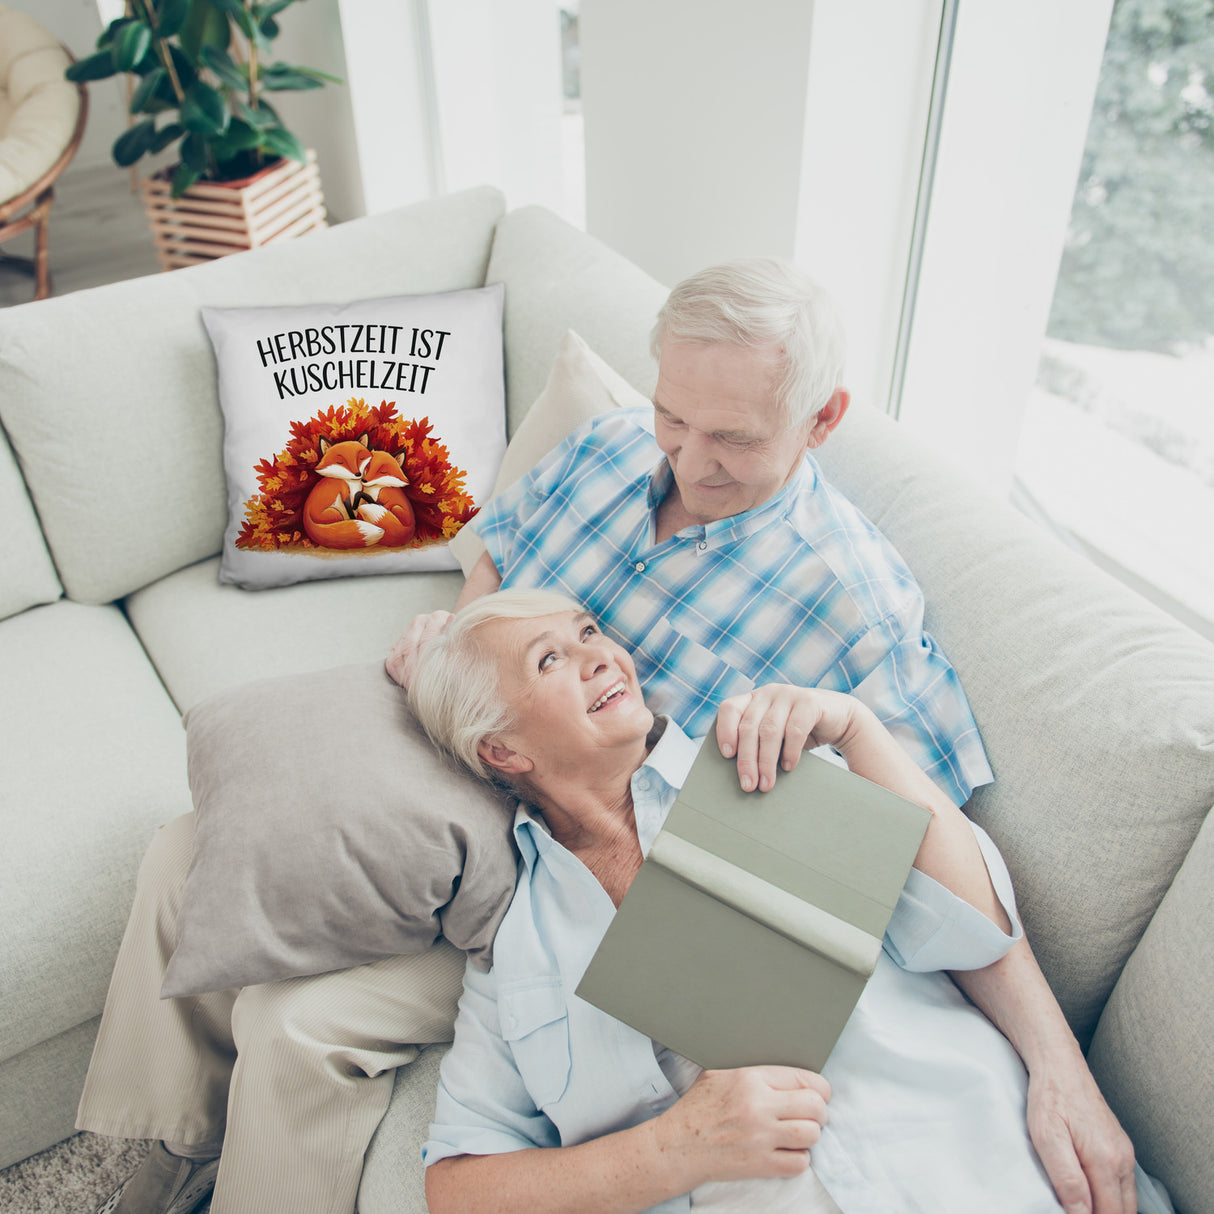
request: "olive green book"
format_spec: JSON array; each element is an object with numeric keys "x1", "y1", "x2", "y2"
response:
[{"x1": 575, "y1": 744, "x2": 932, "y2": 1071}]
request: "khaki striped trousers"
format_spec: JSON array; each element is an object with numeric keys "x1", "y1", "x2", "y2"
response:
[{"x1": 76, "y1": 813, "x2": 466, "y2": 1214}]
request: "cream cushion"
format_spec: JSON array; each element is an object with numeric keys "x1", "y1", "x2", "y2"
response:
[{"x1": 0, "y1": 6, "x2": 79, "y2": 202}]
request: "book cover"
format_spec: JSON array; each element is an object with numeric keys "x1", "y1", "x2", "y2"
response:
[{"x1": 575, "y1": 743, "x2": 932, "y2": 1071}]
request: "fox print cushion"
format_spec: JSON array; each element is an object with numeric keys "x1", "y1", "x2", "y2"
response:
[
  {"x1": 162, "y1": 662, "x2": 519, "y2": 997},
  {"x1": 202, "y1": 285, "x2": 506, "y2": 590}
]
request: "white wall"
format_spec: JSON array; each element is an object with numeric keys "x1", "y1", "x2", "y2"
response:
[
  {"x1": 795, "y1": 0, "x2": 941, "y2": 414},
  {"x1": 579, "y1": 0, "x2": 818, "y2": 288}
]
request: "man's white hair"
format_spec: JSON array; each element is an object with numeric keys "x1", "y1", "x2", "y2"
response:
[
  {"x1": 407, "y1": 588, "x2": 586, "y2": 781},
  {"x1": 650, "y1": 258, "x2": 847, "y2": 429}
]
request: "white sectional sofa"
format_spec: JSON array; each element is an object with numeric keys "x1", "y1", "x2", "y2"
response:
[{"x1": 1, "y1": 186, "x2": 1211, "y2": 1213}]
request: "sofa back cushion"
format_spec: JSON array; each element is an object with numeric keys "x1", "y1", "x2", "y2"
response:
[
  {"x1": 485, "y1": 205, "x2": 668, "y2": 436},
  {"x1": 0, "y1": 186, "x2": 506, "y2": 605},
  {"x1": 0, "y1": 428, "x2": 60, "y2": 619},
  {"x1": 814, "y1": 402, "x2": 1214, "y2": 1048},
  {"x1": 1087, "y1": 804, "x2": 1214, "y2": 1214}
]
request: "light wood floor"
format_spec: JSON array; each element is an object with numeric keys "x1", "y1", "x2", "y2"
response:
[{"x1": 0, "y1": 162, "x2": 162, "y2": 308}]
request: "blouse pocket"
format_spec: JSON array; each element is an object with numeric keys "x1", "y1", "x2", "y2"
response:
[{"x1": 499, "y1": 978, "x2": 572, "y2": 1109}]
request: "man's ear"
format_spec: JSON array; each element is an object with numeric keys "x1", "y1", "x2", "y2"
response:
[
  {"x1": 806, "y1": 388, "x2": 850, "y2": 450},
  {"x1": 477, "y1": 738, "x2": 533, "y2": 777}
]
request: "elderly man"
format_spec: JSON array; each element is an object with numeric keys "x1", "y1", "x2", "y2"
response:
[{"x1": 388, "y1": 259, "x2": 1136, "y2": 1214}]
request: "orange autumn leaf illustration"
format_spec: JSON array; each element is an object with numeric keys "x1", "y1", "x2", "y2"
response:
[{"x1": 236, "y1": 398, "x2": 477, "y2": 553}]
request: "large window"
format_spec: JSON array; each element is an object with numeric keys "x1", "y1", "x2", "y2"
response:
[{"x1": 1013, "y1": 0, "x2": 1214, "y2": 636}]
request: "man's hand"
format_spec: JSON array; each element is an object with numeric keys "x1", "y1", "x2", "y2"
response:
[
  {"x1": 385, "y1": 610, "x2": 453, "y2": 689},
  {"x1": 1026, "y1": 1061, "x2": 1137, "y2": 1214},
  {"x1": 715, "y1": 684, "x2": 860, "y2": 792}
]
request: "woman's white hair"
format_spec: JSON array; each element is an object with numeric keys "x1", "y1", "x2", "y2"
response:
[
  {"x1": 650, "y1": 258, "x2": 847, "y2": 429},
  {"x1": 407, "y1": 588, "x2": 586, "y2": 782}
]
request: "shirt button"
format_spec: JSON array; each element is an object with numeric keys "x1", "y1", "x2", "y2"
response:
[
  {"x1": 697, "y1": 541, "x2": 708, "y2": 551},
  {"x1": 634, "y1": 561, "x2": 646, "y2": 573}
]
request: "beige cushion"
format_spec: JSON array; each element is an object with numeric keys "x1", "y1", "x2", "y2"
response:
[
  {"x1": 814, "y1": 402, "x2": 1214, "y2": 1046},
  {"x1": 0, "y1": 186, "x2": 506, "y2": 605},
  {"x1": 1088, "y1": 806, "x2": 1214, "y2": 1214},
  {"x1": 0, "y1": 600, "x2": 191, "y2": 1063},
  {"x1": 485, "y1": 205, "x2": 667, "y2": 436},
  {"x1": 448, "y1": 329, "x2": 643, "y2": 575},
  {"x1": 124, "y1": 555, "x2": 462, "y2": 714},
  {"x1": 0, "y1": 8, "x2": 77, "y2": 201}
]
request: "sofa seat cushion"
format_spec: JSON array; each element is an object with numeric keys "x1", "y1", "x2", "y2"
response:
[
  {"x1": 814, "y1": 401, "x2": 1214, "y2": 1045},
  {"x1": 123, "y1": 555, "x2": 462, "y2": 714},
  {"x1": 485, "y1": 205, "x2": 668, "y2": 436},
  {"x1": 0, "y1": 429, "x2": 60, "y2": 620},
  {"x1": 0, "y1": 186, "x2": 506, "y2": 606},
  {"x1": 0, "y1": 600, "x2": 191, "y2": 1063}
]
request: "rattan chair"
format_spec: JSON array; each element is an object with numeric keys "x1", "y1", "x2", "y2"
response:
[{"x1": 0, "y1": 5, "x2": 87, "y2": 302}]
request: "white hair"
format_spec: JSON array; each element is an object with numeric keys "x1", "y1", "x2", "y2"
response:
[
  {"x1": 650, "y1": 258, "x2": 847, "y2": 428},
  {"x1": 407, "y1": 588, "x2": 586, "y2": 781}
]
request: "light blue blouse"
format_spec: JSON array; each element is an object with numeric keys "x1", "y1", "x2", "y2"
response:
[{"x1": 424, "y1": 722, "x2": 1066, "y2": 1212}]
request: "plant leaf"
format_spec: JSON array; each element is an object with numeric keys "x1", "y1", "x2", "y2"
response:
[
  {"x1": 181, "y1": 80, "x2": 230, "y2": 135},
  {"x1": 260, "y1": 124, "x2": 305, "y2": 163},
  {"x1": 129, "y1": 65, "x2": 166, "y2": 113},
  {"x1": 200, "y1": 44, "x2": 248, "y2": 90},
  {"x1": 180, "y1": 0, "x2": 231, "y2": 63},
  {"x1": 66, "y1": 50, "x2": 119, "y2": 83},
  {"x1": 260, "y1": 62, "x2": 323, "y2": 91},
  {"x1": 171, "y1": 162, "x2": 201, "y2": 197},
  {"x1": 150, "y1": 121, "x2": 185, "y2": 153},
  {"x1": 259, "y1": 15, "x2": 279, "y2": 40},
  {"x1": 155, "y1": 0, "x2": 191, "y2": 40},
  {"x1": 112, "y1": 20, "x2": 152, "y2": 72},
  {"x1": 112, "y1": 118, "x2": 157, "y2": 167},
  {"x1": 234, "y1": 97, "x2": 279, "y2": 129},
  {"x1": 180, "y1": 130, "x2": 210, "y2": 172},
  {"x1": 254, "y1": 0, "x2": 296, "y2": 19}
]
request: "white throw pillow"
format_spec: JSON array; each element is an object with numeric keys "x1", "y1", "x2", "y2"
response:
[
  {"x1": 448, "y1": 328, "x2": 650, "y2": 576},
  {"x1": 203, "y1": 285, "x2": 506, "y2": 590}
]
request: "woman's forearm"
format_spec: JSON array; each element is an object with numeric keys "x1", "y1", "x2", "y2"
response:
[{"x1": 425, "y1": 1120, "x2": 689, "y2": 1214}]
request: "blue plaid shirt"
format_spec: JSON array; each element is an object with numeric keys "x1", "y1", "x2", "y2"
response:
[{"x1": 473, "y1": 407, "x2": 992, "y2": 805}]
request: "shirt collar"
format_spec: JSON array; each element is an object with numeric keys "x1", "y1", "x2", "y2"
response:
[
  {"x1": 512, "y1": 716, "x2": 703, "y2": 869},
  {"x1": 645, "y1": 456, "x2": 818, "y2": 548}
]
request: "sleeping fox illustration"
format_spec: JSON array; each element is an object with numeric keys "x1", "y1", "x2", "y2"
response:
[
  {"x1": 302, "y1": 435, "x2": 384, "y2": 549},
  {"x1": 356, "y1": 449, "x2": 416, "y2": 547}
]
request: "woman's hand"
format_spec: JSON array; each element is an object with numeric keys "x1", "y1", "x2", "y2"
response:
[
  {"x1": 653, "y1": 1066, "x2": 831, "y2": 1185},
  {"x1": 385, "y1": 610, "x2": 453, "y2": 688},
  {"x1": 715, "y1": 685, "x2": 861, "y2": 792}
]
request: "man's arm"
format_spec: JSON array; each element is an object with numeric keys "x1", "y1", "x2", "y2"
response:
[
  {"x1": 385, "y1": 552, "x2": 502, "y2": 688},
  {"x1": 950, "y1": 941, "x2": 1137, "y2": 1214}
]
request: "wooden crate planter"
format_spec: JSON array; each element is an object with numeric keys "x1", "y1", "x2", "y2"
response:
[{"x1": 140, "y1": 150, "x2": 327, "y2": 271}]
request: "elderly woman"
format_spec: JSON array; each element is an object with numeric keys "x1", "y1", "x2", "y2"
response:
[{"x1": 408, "y1": 588, "x2": 1090, "y2": 1214}]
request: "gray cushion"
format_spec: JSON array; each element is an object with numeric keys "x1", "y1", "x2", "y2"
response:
[
  {"x1": 0, "y1": 186, "x2": 506, "y2": 605},
  {"x1": 485, "y1": 204, "x2": 667, "y2": 436},
  {"x1": 0, "y1": 601, "x2": 190, "y2": 1062},
  {"x1": 124, "y1": 555, "x2": 463, "y2": 714},
  {"x1": 0, "y1": 430, "x2": 60, "y2": 620},
  {"x1": 162, "y1": 663, "x2": 519, "y2": 997},
  {"x1": 815, "y1": 402, "x2": 1214, "y2": 1045},
  {"x1": 1088, "y1": 804, "x2": 1214, "y2": 1214}
]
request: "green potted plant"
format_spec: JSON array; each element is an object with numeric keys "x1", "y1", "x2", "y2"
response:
[{"x1": 67, "y1": 0, "x2": 339, "y2": 266}]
